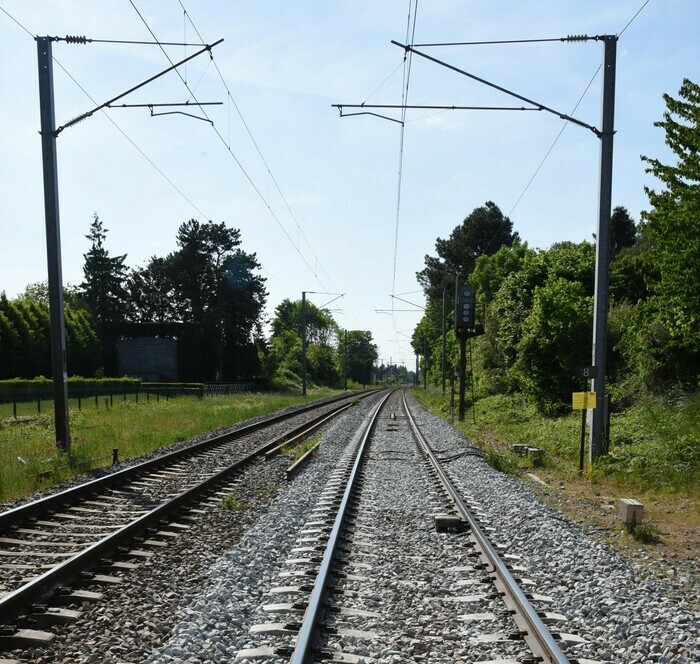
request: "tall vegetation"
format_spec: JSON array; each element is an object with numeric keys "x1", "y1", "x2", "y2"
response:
[
  {"x1": 81, "y1": 214, "x2": 130, "y2": 325},
  {"x1": 636, "y1": 78, "x2": 700, "y2": 384},
  {"x1": 263, "y1": 298, "x2": 378, "y2": 389},
  {"x1": 413, "y1": 78, "x2": 700, "y2": 417},
  {"x1": 0, "y1": 290, "x2": 100, "y2": 379}
]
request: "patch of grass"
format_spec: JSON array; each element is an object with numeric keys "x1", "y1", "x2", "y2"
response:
[
  {"x1": 414, "y1": 387, "x2": 700, "y2": 498},
  {"x1": 482, "y1": 446, "x2": 520, "y2": 475},
  {"x1": 220, "y1": 495, "x2": 247, "y2": 511},
  {"x1": 287, "y1": 434, "x2": 322, "y2": 461},
  {"x1": 630, "y1": 522, "x2": 662, "y2": 545},
  {"x1": 0, "y1": 388, "x2": 341, "y2": 503}
]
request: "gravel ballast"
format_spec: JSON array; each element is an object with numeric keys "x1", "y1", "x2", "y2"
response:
[
  {"x1": 405, "y1": 391, "x2": 700, "y2": 664},
  {"x1": 5, "y1": 389, "x2": 698, "y2": 663}
]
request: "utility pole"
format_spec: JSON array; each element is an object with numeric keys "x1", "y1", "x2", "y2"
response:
[
  {"x1": 301, "y1": 291, "x2": 307, "y2": 397},
  {"x1": 441, "y1": 287, "x2": 447, "y2": 395},
  {"x1": 33, "y1": 35, "x2": 222, "y2": 451},
  {"x1": 344, "y1": 329, "x2": 348, "y2": 390},
  {"x1": 458, "y1": 332, "x2": 467, "y2": 421},
  {"x1": 423, "y1": 340, "x2": 428, "y2": 389},
  {"x1": 37, "y1": 37, "x2": 70, "y2": 452},
  {"x1": 590, "y1": 35, "x2": 617, "y2": 462}
]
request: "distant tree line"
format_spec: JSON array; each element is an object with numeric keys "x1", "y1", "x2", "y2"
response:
[
  {"x1": 1, "y1": 214, "x2": 379, "y2": 389},
  {"x1": 412, "y1": 78, "x2": 700, "y2": 414},
  {"x1": 262, "y1": 298, "x2": 378, "y2": 390},
  {"x1": 0, "y1": 289, "x2": 100, "y2": 379}
]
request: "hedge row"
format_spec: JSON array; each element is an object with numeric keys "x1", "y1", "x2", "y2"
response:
[{"x1": 0, "y1": 376, "x2": 141, "y2": 394}]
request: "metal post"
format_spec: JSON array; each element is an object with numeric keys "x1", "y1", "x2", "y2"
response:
[
  {"x1": 423, "y1": 340, "x2": 427, "y2": 390},
  {"x1": 415, "y1": 353, "x2": 419, "y2": 386},
  {"x1": 579, "y1": 378, "x2": 587, "y2": 473},
  {"x1": 441, "y1": 287, "x2": 447, "y2": 395},
  {"x1": 344, "y1": 329, "x2": 348, "y2": 390},
  {"x1": 590, "y1": 35, "x2": 617, "y2": 462},
  {"x1": 37, "y1": 37, "x2": 71, "y2": 452},
  {"x1": 469, "y1": 338, "x2": 476, "y2": 424},
  {"x1": 301, "y1": 291, "x2": 307, "y2": 397},
  {"x1": 458, "y1": 334, "x2": 466, "y2": 421}
]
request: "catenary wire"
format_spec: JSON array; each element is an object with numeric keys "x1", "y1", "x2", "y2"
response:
[
  {"x1": 619, "y1": 0, "x2": 652, "y2": 36},
  {"x1": 127, "y1": 0, "x2": 329, "y2": 293},
  {"x1": 362, "y1": 61, "x2": 406, "y2": 105},
  {"x1": 0, "y1": 4, "x2": 209, "y2": 218},
  {"x1": 391, "y1": 0, "x2": 418, "y2": 305},
  {"x1": 506, "y1": 0, "x2": 652, "y2": 219},
  {"x1": 415, "y1": 36, "x2": 580, "y2": 47},
  {"x1": 175, "y1": 0, "x2": 353, "y2": 317},
  {"x1": 0, "y1": 4, "x2": 295, "y2": 295},
  {"x1": 507, "y1": 64, "x2": 601, "y2": 218}
]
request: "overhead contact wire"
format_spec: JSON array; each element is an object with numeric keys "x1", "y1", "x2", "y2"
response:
[
  {"x1": 175, "y1": 0, "x2": 347, "y2": 305},
  {"x1": 127, "y1": 0, "x2": 327, "y2": 290}
]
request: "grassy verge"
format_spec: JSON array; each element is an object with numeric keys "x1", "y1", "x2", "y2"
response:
[
  {"x1": 414, "y1": 388, "x2": 699, "y2": 496},
  {"x1": 413, "y1": 387, "x2": 700, "y2": 573},
  {"x1": 0, "y1": 388, "x2": 340, "y2": 503}
]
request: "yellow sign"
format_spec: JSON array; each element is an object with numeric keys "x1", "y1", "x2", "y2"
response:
[{"x1": 572, "y1": 391, "x2": 597, "y2": 410}]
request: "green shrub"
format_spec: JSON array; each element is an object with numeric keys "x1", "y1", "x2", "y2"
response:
[
  {"x1": 483, "y1": 447, "x2": 520, "y2": 475},
  {"x1": 270, "y1": 367, "x2": 304, "y2": 392},
  {"x1": 0, "y1": 376, "x2": 141, "y2": 395},
  {"x1": 630, "y1": 522, "x2": 662, "y2": 544}
]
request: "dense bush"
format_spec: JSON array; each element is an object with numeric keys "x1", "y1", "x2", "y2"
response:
[{"x1": 0, "y1": 376, "x2": 140, "y2": 396}]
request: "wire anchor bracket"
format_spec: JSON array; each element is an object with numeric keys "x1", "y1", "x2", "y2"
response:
[{"x1": 53, "y1": 37, "x2": 223, "y2": 136}]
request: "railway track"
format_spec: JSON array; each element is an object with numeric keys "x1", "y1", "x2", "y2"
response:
[
  {"x1": 0, "y1": 390, "x2": 377, "y2": 650},
  {"x1": 236, "y1": 389, "x2": 596, "y2": 664},
  {"x1": 3, "y1": 388, "x2": 696, "y2": 663}
]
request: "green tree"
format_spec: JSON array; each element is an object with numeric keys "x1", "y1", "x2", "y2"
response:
[
  {"x1": 337, "y1": 330, "x2": 378, "y2": 386},
  {"x1": 81, "y1": 214, "x2": 129, "y2": 325},
  {"x1": 638, "y1": 78, "x2": 700, "y2": 382},
  {"x1": 271, "y1": 299, "x2": 338, "y2": 346},
  {"x1": 610, "y1": 206, "x2": 637, "y2": 255},
  {"x1": 131, "y1": 220, "x2": 267, "y2": 380},
  {"x1": 21, "y1": 281, "x2": 84, "y2": 309},
  {"x1": 269, "y1": 298, "x2": 339, "y2": 386},
  {"x1": 0, "y1": 306, "x2": 20, "y2": 379},
  {"x1": 471, "y1": 242, "x2": 534, "y2": 305},
  {"x1": 491, "y1": 242, "x2": 594, "y2": 370},
  {"x1": 515, "y1": 277, "x2": 593, "y2": 414},
  {"x1": 417, "y1": 201, "x2": 519, "y2": 300},
  {"x1": 126, "y1": 258, "x2": 180, "y2": 323}
]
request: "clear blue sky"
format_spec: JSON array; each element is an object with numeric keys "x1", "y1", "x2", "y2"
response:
[{"x1": 1, "y1": 1, "x2": 698, "y2": 367}]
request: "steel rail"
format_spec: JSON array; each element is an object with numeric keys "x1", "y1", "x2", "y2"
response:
[
  {"x1": 402, "y1": 391, "x2": 570, "y2": 664},
  {"x1": 0, "y1": 391, "x2": 382, "y2": 626},
  {"x1": 290, "y1": 391, "x2": 393, "y2": 663},
  {"x1": 0, "y1": 391, "x2": 374, "y2": 530}
]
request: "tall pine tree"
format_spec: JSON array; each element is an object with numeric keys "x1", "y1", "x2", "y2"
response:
[{"x1": 81, "y1": 214, "x2": 129, "y2": 326}]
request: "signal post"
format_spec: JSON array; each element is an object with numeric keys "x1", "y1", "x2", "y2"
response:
[{"x1": 455, "y1": 284, "x2": 483, "y2": 421}]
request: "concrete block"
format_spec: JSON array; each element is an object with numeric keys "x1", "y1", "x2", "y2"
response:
[
  {"x1": 617, "y1": 498, "x2": 644, "y2": 526},
  {"x1": 434, "y1": 514, "x2": 467, "y2": 533}
]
